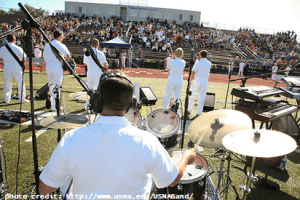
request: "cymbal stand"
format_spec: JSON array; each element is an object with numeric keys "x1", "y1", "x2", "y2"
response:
[
  {"x1": 87, "y1": 102, "x2": 92, "y2": 125},
  {"x1": 54, "y1": 85, "x2": 62, "y2": 143},
  {"x1": 207, "y1": 149, "x2": 240, "y2": 200},
  {"x1": 240, "y1": 157, "x2": 256, "y2": 200}
]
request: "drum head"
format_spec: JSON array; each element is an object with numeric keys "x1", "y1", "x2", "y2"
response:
[
  {"x1": 169, "y1": 149, "x2": 208, "y2": 184},
  {"x1": 124, "y1": 108, "x2": 142, "y2": 127},
  {"x1": 145, "y1": 109, "x2": 180, "y2": 138}
]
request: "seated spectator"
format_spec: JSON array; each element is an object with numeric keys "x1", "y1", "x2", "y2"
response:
[
  {"x1": 152, "y1": 43, "x2": 158, "y2": 51},
  {"x1": 145, "y1": 40, "x2": 151, "y2": 50}
]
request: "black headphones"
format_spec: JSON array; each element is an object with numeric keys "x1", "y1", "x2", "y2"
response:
[{"x1": 90, "y1": 72, "x2": 133, "y2": 114}]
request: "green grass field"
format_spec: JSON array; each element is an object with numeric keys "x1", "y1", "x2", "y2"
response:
[{"x1": 0, "y1": 69, "x2": 299, "y2": 200}]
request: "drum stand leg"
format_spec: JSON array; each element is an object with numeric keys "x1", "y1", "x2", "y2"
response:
[
  {"x1": 241, "y1": 157, "x2": 256, "y2": 200},
  {"x1": 207, "y1": 150, "x2": 240, "y2": 200}
]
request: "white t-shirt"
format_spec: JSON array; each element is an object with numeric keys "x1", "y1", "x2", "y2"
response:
[
  {"x1": 0, "y1": 42, "x2": 26, "y2": 66},
  {"x1": 43, "y1": 39, "x2": 70, "y2": 66},
  {"x1": 192, "y1": 58, "x2": 212, "y2": 82},
  {"x1": 167, "y1": 58, "x2": 186, "y2": 78},
  {"x1": 83, "y1": 47, "x2": 107, "y2": 71},
  {"x1": 40, "y1": 116, "x2": 178, "y2": 199}
]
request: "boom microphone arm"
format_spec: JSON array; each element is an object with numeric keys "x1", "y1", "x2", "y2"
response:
[{"x1": 18, "y1": 2, "x2": 89, "y2": 92}]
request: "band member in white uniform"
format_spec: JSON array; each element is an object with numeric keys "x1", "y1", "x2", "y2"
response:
[
  {"x1": 163, "y1": 48, "x2": 186, "y2": 110},
  {"x1": 83, "y1": 39, "x2": 108, "y2": 109},
  {"x1": 83, "y1": 39, "x2": 108, "y2": 90},
  {"x1": 0, "y1": 34, "x2": 28, "y2": 103},
  {"x1": 38, "y1": 70, "x2": 197, "y2": 197},
  {"x1": 43, "y1": 30, "x2": 70, "y2": 111},
  {"x1": 187, "y1": 50, "x2": 212, "y2": 116}
]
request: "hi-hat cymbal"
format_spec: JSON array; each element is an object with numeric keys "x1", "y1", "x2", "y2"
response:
[
  {"x1": 69, "y1": 92, "x2": 89, "y2": 101},
  {"x1": 222, "y1": 129, "x2": 297, "y2": 157},
  {"x1": 187, "y1": 109, "x2": 252, "y2": 148},
  {"x1": 40, "y1": 114, "x2": 88, "y2": 129}
]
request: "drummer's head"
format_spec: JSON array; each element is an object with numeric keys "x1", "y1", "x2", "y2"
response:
[{"x1": 99, "y1": 70, "x2": 134, "y2": 116}]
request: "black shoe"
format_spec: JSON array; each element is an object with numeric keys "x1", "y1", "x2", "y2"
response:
[{"x1": 186, "y1": 111, "x2": 190, "y2": 117}]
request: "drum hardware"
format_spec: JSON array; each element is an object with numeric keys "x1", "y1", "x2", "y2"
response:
[
  {"x1": 222, "y1": 129, "x2": 297, "y2": 200},
  {"x1": 155, "y1": 149, "x2": 209, "y2": 200}
]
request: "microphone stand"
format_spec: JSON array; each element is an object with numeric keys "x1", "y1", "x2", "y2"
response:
[
  {"x1": 22, "y1": 26, "x2": 40, "y2": 195},
  {"x1": 53, "y1": 86, "x2": 62, "y2": 143},
  {"x1": 180, "y1": 46, "x2": 195, "y2": 148},
  {"x1": 17, "y1": 3, "x2": 88, "y2": 195}
]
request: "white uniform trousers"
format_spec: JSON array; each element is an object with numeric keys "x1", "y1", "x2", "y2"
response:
[
  {"x1": 46, "y1": 64, "x2": 63, "y2": 110},
  {"x1": 188, "y1": 80, "x2": 208, "y2": 115},
  {"x1": 85, "y1": 69, "x2": 102, "y2": 109},
  {"x1": 87, "y1": 69, "x2": 102, "y2": 91},
  {"x1": 3, "y1": 65, "x2": 26, "y2": 102},
  {"x1": 163, "y1": 77, "x2": 183, "y2": 109}
]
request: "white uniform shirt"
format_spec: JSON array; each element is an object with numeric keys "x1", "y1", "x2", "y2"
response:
[
  {"x1": 192, "y1": 58, "x2": 212, "y2": 82},
  {"x1": 167, "y1": 58, "x2": 186, "y2": 78},
  {"x1": 43, "y1": 39, "x2": 70, "y2": 65},
  {"x1": 83, "y1": 48, "x2": 107, "y2": 71},
  {"x1": 40, "y1": 116, "x2": 178, "y2": 198},
  {"x1": 0, "y1": 42, "x2": 26, "y2": 66}
]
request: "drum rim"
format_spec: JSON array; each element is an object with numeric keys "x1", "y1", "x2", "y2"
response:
[
  {"x1": 168, "y1": 149, "x2": 209, "y2": 184},
  {"x1": 125, "y1": 109, "x2": 142, "y2": 127},
  {"x1": 145, "y1": 109, "x2": 180, "y2": 138}
]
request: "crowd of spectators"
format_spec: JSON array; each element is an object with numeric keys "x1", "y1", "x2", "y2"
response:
[
  {"x1": 1, "y1": 12, "x2": 299, "y2": 74},
  {"x1": 231, "y1": 28, "x2": 300, "y2": 71}
]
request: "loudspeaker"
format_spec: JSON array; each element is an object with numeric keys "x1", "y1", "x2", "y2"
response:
[
  {"x1": 140, "y1": 86, "x2": 157, "y2": 105},
  {"x1": 203, "y1": 92, "x2": 215, "y2": 111},
  {"x1": 36, "y1": 83, "x2": 49, "y2": 99}
]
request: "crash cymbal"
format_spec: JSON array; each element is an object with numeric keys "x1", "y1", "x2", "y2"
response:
[
  {"x1": 69, "y1": 92, "x2": 89, "y2": 101},
  {"x1": 222, "y1": 129, "x2": 297, "y2": 158},
  {"x1": 40, "y1": 114, "x2": 88, "y2": 129},
  {"x1": 187, "y1": 109, "x2": 252, "y2": 148}
]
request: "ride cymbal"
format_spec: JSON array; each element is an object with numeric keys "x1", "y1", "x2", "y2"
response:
[
  {"x1": 40, "y1": 114, "x2": 88, "y2": 129},
  {"x1": 222, "y1": 129, "x2": 297, "y2": 157},
  {"x1": 187, "y1": 109, "x2": 252, "y2": 148},
  {"x1": 69, "y1": 92, "x2": 89, "y2": 101}
]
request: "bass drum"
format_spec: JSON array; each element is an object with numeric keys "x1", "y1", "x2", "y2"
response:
[
  {"x1": 145, "y1": 109, "x2": 181, "y2": 150},
  {"x1": 155, "y1": 149, "x2": 209, "y2": 200},
  {"x1": 124, "y1": 108, "x2": 142, "y2": 128}
]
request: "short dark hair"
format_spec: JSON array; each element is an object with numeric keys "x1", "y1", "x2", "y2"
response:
[
  {"x1": 200, "y1": 50, "x2": 208, "y2": 58},
  {"x1": 7, "y1": 34, "x2": 15, "y2": 42},
  {"x1": 53, "y1": 30, "x2": 63, "y2": 39},
  {"x1": 100, "y1": 70, "x2": 134, "y2": 111},
  {"x1": 91, "y1": 39, "x2": 99, "y2": 47}
]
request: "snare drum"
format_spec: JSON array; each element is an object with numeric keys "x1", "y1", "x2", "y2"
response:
[
  {"x1": 145, "y1": 109, "x2": 181, "y2": 150},
  {"x1": 156, "y1": 149, "x2": 209, "y2": 199},
  {"x1": 125, "y1": 108, "x2": 142, "y2": 128}
]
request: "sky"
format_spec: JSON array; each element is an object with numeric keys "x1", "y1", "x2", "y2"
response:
[{"x1": 1, "y1": 0, "x2": 300, "y2": 40}]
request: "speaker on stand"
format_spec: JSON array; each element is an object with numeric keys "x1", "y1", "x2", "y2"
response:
[{"x1": 36, "y1": 83, "x2": 49, "y2": 99}]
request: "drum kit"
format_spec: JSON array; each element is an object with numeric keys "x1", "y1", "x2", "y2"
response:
[
  {"x1": 150, "y1": 109, "x2": 297, "y2": 200},
  {"x1": 41, "y1": 93, "x2": 298, "y2": 199}
]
